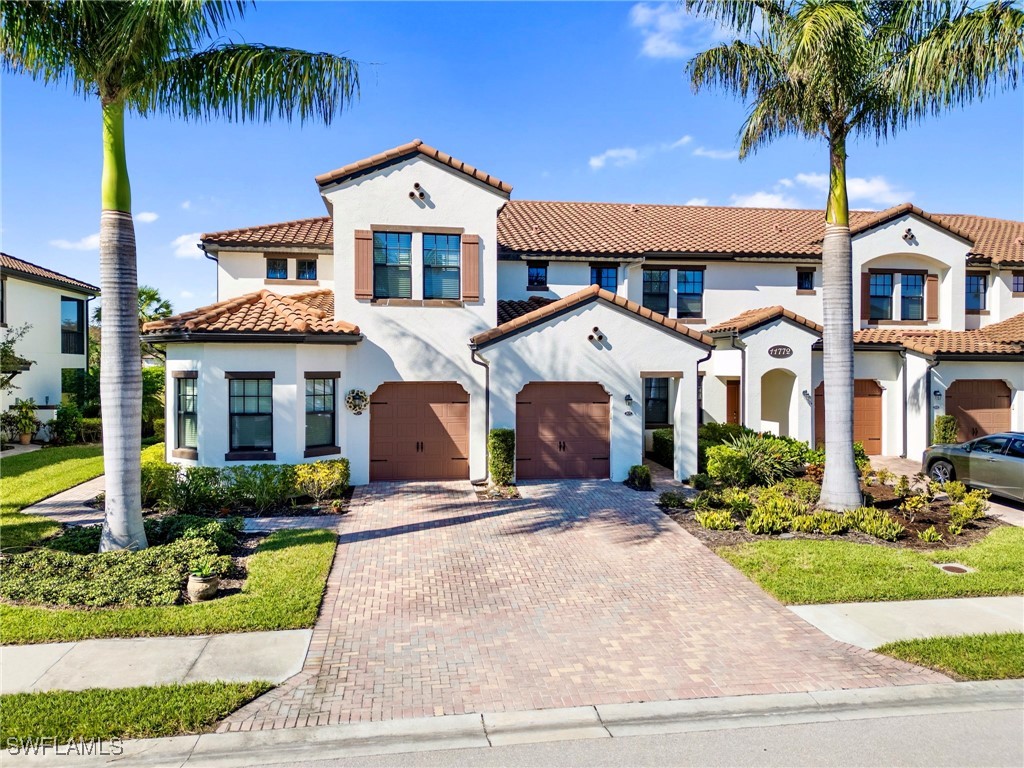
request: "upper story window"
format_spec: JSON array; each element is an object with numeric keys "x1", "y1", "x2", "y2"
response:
[
  {"x1": 591, "y1": 266, "x2": 617, "y2": 292},
  {"x1": 1, "y1": 278, "x2": 6, "y2": 325},
  {"x1": 966, "y1": 274, "x2": 987, "y2": 312},
  {"x1": 305, "y1": 377, "x2": 336, "y2": 449},
  {"x1": 644, "y1": 378, "x2": 669, "y2": 427},
  {"x1": 60, "y1": 297, "x2": 85, "y2": 354},
  {"x1": 901, "y1": 273, "x2": 924, "y2": 321},
  {"x1": 296, "y1": 259, "x2": 317, "y2": 281},
  {"x1": 176, "y1": 376, "x2": 198, "y2": 452},
  {"x1": 266, "y1": 258, "x2": 288, "y2": 280},
  {"x1": 796, "y1": 270, "x2": 815, "y2": 292},
  {"x1": 228, "y1": 377, "x2": 273, "y2": 455},
  {"x1": 373, "y1": 232, "x2": 412, "y2": 299},
  {"x1": 677, "y1": 269, "x2": 704, "y2": 319},
  {"x1": 423, "y1": 234, "x2": 461, "y2": 300},
  {"x1": 527, "y1": 263, "x2": 548, "y2": 290},
  {"x1": 868, "y1": 273, "x2": 893, "y2": 321},
  {"x1": 642, "y1": 270, "x2": 669, "y2": 315},
  {"x1": 1013, "y1": 272, "x2": 1024, "y2": 294}
]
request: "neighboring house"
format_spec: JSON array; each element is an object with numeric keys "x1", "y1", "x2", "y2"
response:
[
  {"x1": 143, "y1": 140, "x2": 1024, "y2": 484},
  {"x1": 1, "y1": 253, "x2": 99, "y2": 429}
]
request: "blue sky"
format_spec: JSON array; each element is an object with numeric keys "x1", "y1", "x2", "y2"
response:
[{"x1": 3, "y1": 1, "x2": 1022, "y2": 313}]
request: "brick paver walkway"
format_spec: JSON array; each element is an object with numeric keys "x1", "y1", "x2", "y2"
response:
[{"x1": 220, "y1": 479, "x2": 947, "y2": 732}]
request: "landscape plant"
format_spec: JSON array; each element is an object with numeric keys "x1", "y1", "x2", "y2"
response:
[
  {"x1": 487, "y1": 428, "x2": 516, "y2": 485},
  {"x1": 626, "y1": 464, "x2": 653, "y2": 491},
  {"x1": 47, "y1": 401, "x2": 84, "y2": 445},
  {"x1": 225, "y1": 464, "x2": 295, "y2": 515},
  {"x1": 933, "y1": 415, "x2": 960, "y2": 445},
  {"x1": 687, "y1": 0, "x2": 1024, "y2": 510},
  {"x1": 293, "y1": 459, "x2": 351, "y2": 506}
]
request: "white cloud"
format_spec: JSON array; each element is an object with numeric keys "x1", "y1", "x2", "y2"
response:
[
  {"x1": 794, "y1": 172, "x2": 827, "y2": 192},
  {"x1": 666, "y1": 135, "x2": 693, "y2": 149},
  {"x1": 729, "y1": 191, "x2": 801, "y2": 208},
  {"x1": 791, "y1": 172, "x2": 910, "y2": 206},
  {"x1": 172, "y1": 233, "x2": 203, "y2": 259},
  {"x1": 693, "y1": 146, "x2": 738, "y2": 161},
  {"x1": 50, "y1": 232, "x2": 100, "y2": 251},
  {"x1": 135, "y1": 211, "x2": 159, "y2": 223},
  {"x1": 629, "y1": 3, "x2": 733, "y2": 59},
  {"x1": 685, "y1": 197, "x2": 710, "y2": 206},
  {"x1": 180, "y1": 290, "x2": 194, "y2": 299},
  {"x1": 589, "y1": 147, "x2": 640, "y2": 170},
  {"x1": 180, "y1": 200, "x2": 191, "y2": 210}
]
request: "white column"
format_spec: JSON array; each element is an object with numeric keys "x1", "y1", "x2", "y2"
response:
[{"x1": 672, "y1": 373, "x2": 698, "y2": 480}]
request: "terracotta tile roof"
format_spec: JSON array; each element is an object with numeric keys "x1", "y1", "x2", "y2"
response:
[
  {"x1": 936, "y1": 213, "x2": 1024, "y2": 265},
  {"x1": 142, "y1": 289, "x2": 359, "y2": 339},
  {"x1": 0, "y1": 252, "x2": 99, "y2": 294},
  {"x1": 496, "y1": 296, "x2": 556, "y2": 325},
  {"x1": 707, "y1": 306, "x2": 822, "y2": 335},
  {"x1": 202, "y1": 216, "x2": 333, "y2": 250},
  {"x1": 848, "y1": 203, "x2": 974, "y2": 242},
  {"x1": 314, "y1": 139, "x2": 512, "y2": 195},
  {"x1": 853, "y1": 313, "x2": 1024, "y2": 356},
  {"x1": 471, "y1": 285, "x2": 713, "y2": 348}
]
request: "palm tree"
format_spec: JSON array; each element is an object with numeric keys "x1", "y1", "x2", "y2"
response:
[
  {"x1": 2, "y1": 1, "x2": 359, "y2": 549},
  {"x1": 93, "y1": 285, "x2": 174, "y2": 361},
  {"x1": 686, "y1": 0, "x2": 1024, "y2": 510}
]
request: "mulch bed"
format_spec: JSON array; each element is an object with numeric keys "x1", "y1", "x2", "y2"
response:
[
  {"x1": 476, "y1": 484, "x2": 522, "y2": 501},
  {"x1": 212, "y1": 532, "x2": 266, "y2": 599}
]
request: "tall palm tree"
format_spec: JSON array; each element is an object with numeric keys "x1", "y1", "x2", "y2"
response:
[
  {"x1": 2, "y1": 1, "x2": 359, "y2": 549},
  {"x1": 686, "y1": 0, "x2": 1024, "y2": 510},
  {"x1": 93, "y1": 285, "x2": 174, "y2": 361}
]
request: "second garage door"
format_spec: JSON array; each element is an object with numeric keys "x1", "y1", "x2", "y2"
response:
[
  {"x1": 815, "y1": 379, "x2": 883, "y2": 455},
  {"x1": 946, "y1": 379, "x2": 1011, "y2": 442},
  {"x1": 516, "y1": 382, "x2": 610, "y2": 480},
  {"x1": 370, "y1": 383, "x2": 469, "y2": 481}
]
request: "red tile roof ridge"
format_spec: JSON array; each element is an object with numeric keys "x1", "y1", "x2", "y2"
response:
[
  {"x1": 0, "y1": 251, "x2": 100, "y2": 294},
  {"x1": 201, "y1": 215, "x2": 332, "y2": 243},
  {"x1": 707, "y1": 305, "x2": 823, "y2": 335}
]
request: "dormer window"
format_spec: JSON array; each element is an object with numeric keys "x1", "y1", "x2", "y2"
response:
[{"x1": 266, "y1": 258, "x2": 288, "y2": 280}]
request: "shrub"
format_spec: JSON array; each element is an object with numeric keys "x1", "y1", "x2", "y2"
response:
[
  {"x1": 745, "y1": 507, "x2": 788, "y2": 535},
  {"x1": 853, "y1": 442, "x2": 871, "y2": 471},
  {"x1": 918, "y1": 526, "x2": 943, "y2": 543},
  {"x1": 933, "y1": 415, "x2": 960, "y2": 445},
  {"x1": 949, "y1": 489, "x2": 989, "y2": 528},
  {"x1": 658, "y1": 490, "x2": 688, "y2": 509},
  {"x1": 707, "y1": 434, "x2": 804, "y2": 487},
  {"x1": 790, "y1": 514, "x2": 818, "y2": 533},
  {"x1": 804, "y1": 462, "x2": 824, "y2": 483},
  {"x1": 697, "y1": 422, "x2": 753, "y2": 471},
  {"x1": 706, "y1": 445, "x2": 747, "y2": 485},
  {"x1": 141, "y1": 442, "x2": 167, "y2": 464},
  {"x1": 141, "y1": 461, "x2": 177, "y2": 508},
  {"x1": 48, "y1": 401, "x2": 83, "y2": 445},
  {"x1": 294, "y1": 459, "x2": 351, "y2": 506},
  {"x1": 814, "y1": 511, "x2": 849, "y2": 535},
  {"x1": 80, "y1": 417, "x2": 102, "y2": 443},
  {"x1": 695, "y1": 509, "x2": 737, "y2": 530},
  {"x1": 722, "y1": 488, "x2": 754, "y2": 518},
  {"x1": 651, "y1": 428, "x2": 674, "y2": 469},
  {"x1": 898, "y1": 493, "x2": 929, "y2": 523},
  {"x1": 13, "y1": 399, "x2": 41, "y2": 437},
  {"x1": 846, "y1": 506, "x2": 905, "y2": 541},
  {"x1": 225, "y1": 464, "x2": 295, "y2": 515},
  {"x1": 46, "y1": 525, "x2": 104, "y2": 555},
  {"x1": 894, "y1": 475, "x2": 911, "y2": 498},
  {"x1": 692, "y1": 488, "x2": 723, "y2": 510},
  {"x1": 488, "y1": 428, "x2": 516, "y2": 485},
  {"x1": 166, "y1": 466, "x2": 227, "y2": 516},
  {"x1": 153, "y1": 417, "x2": 166, "y2": 441},
  {"x1": 625, "y1": 464, "x2": 653, "y2": 491},
  {"x1": 756, "y1": 494, "x2": 806, "y2": 521},
  {"x1": 0, "y1": 538, "x2": 217, "y2": 608},
  {"x1": 688, "y1": 472, "x2": 713, "y2": 490},
  {"x1": 772, "y1": 478, "x2": 821, "y2": 505},
  {"x1": 147, "y1": 515, "x2": 243, "y2": 555}
]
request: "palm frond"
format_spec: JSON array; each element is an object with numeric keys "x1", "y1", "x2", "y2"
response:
[
  {"x1": 0, "y1": 1, "x2": 97, "y2": 93},
  {"x1": 737, "y1": 79, "x2": 818, "y2": 156},
  {"x1": 688, "y1": 41, "x2": 783, "y2": 99},
  {"x1": 132, "y1": 43, "x2": 359, "y2": 124},
  {"x1": 685, "y1": 0, "x2": 789, "y2": 35}
]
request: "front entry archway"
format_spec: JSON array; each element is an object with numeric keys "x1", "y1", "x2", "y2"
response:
[{"x1": 761, "y1": 369, "x2": 797, "y2": 437}]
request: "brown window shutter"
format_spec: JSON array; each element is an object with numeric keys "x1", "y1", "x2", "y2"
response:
[
  {"x1": 925, "y1": 274, "x2": 939, "y2": 320},
  {"x1": 462, "y1": 234, "x2": 480, "y2": 302},
  {"x1": 354, "y1": 230, "x2": 373, "y2": 300},
  {"x1": 860, "y1": 273, "x2": 871, "y2": 321}
]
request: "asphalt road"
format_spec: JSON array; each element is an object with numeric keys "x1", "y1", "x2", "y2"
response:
[{"x1": 275, "y1": 708, "x2": 1024, "y2": 768}]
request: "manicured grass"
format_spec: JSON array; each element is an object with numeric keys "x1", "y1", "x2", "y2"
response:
[
  {"x1": 0, "y1": 445, "x2": 105, "y2": 552},
  {"x1": 876, "y1": 633, "x2": 1024, "y2": 681},
  {"x1": 0, "y1": 528, "x2": 336, "y2": 644},
  {"x1": 0, "y1": 681, "x2": 272, "y2": 742},
  {"x1": 718, "y1": 526, "x2": 1024, "y2": 604}
]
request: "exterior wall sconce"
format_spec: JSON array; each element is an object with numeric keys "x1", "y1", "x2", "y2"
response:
[
  {"x1": 624, "y1": 394, "x2": 633, "y2": 405},
  {"x1": 933, "y1": 390, "x2": 942, "y2": 398}
]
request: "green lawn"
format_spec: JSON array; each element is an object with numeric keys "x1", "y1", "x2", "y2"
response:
[
  {"x1": 0, "y1": 681, "x2": 272, "y2": 742},
  {"x1": 0, "y1": 528, "x2": 337, "y2": 644},
  {"x1": 718, "y1": 526, "x2": 1024, "y2": 604},
  {"x1": 876, "y1": 633, "x2": 1024, "y2": 680},
  {"x1": 0, "y1": 444, "x2": 105, "y2": 552}
]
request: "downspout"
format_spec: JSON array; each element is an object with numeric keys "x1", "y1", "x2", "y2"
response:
[
  {"x1": 734, "y1": 333, "x2": 747, "y2": 425},
  {"x1": 925, "y1": 357, "x2": 940, "y2": 447},
  {"x1": 696, "y1": 346, "x2": 713, "y2": 423},
  {"x1": 201, "y1": 244, "x2": 218, "y2": 302},
  {"x1": 469, "y1": 345, "x2": 490, "y2": 486},
  {"x1": 898, "y1": 349, "x2": 908, "y2": 458}
]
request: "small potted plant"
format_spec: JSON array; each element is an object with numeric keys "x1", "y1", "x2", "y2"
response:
[
  {"x1": 187, "y1": 556, "x2": 221, "y2": 603},
  {"x1": 14, "y1": 399, "x2": 40, "y2": 445},
  {"x1": 330, "y1": 498, "x2": 346, "y2": 515}
]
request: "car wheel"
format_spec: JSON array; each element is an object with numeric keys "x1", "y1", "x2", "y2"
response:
[{"x1": 929, "y1": 460, "x2": 955, "y2": 483}]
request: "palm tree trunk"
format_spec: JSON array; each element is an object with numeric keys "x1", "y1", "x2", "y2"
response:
[
  {"x1": 98, "y1": 99, "x2": 148, "y2": 551},
  {"x1": 818, "y1": 135, "x2": 863, "y2": 511}
]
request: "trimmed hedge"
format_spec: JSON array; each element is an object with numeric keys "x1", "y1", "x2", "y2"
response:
[
  {"x1": 651, "y1": 428, "x2": 674, "y2": 469},
  {"x1": 488, "y1": 428, "x2": 516, "y2": 485},
  {"x1": 933, "y1": 415, "x2": 959, "y2": 445}
]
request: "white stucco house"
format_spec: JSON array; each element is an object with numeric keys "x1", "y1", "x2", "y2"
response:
[
  {"x1": 1, "y1": 253, "x2": 98, "y2": 431},
  {"x1": 143, "y1": 140, "x2": 1024, "y2": 484}
]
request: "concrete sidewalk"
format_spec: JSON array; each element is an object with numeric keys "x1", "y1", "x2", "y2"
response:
[
  {"x1": 790, "y1": 595, "x2": 1024, "y2": 649},
  {"x1": 8, "y1": 680, "x2": 1021, "y2": 766},
  {"x1": 0, "y1": 629, "x2": 311, "y2": 695},
  {"x1": 23, "y1": 474, "x2": 106, "y2": 526}
]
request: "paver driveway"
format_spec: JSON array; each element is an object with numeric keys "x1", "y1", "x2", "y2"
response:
[{"x1": 222, "y1": 480, "x2": 946, "y2": 731}]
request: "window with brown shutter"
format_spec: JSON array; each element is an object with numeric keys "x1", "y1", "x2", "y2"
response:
[
  {"x1": 925, "y1": 273, "x2": 939, "y2": 320},
  {"x1": 860, "y1": 273, "x2": 871, "y2": 321},
  {"x1": 461, "y1": 234, "x2": 480, "y2": 302},
  {"x1": 354, "y1": 230, "x2": 373, "y2": 299}
]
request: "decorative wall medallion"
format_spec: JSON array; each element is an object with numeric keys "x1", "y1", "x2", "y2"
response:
[
  {"x1": 345, "y1": 389, "x2": 369, "y2": 415},
  {"x1": 768, "y1": 345, "x2": 794, "y2": 359}
]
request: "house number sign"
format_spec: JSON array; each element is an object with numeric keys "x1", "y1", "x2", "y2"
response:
[{"x1": 768, "y1": 345, "x2": 794, "y2": 359}]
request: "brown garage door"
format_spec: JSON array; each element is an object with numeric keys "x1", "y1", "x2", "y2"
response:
[
  {"x1": 370, "y1": 383, "x2": 469, "y2": 481},
  {"x1": 946, "y1": 379, "x2": 1011, "y2": 442},
  {"x1": 516, "y1": 382, "x2": 610, "y2": 480},
  {"x1": 814, "y1": 379, "x2": 883, "y2": 455}
]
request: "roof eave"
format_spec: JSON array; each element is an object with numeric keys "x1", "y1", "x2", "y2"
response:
[
  {"x1": 141, "y1": 331, "x2": 363, "y2": 346},
  {"x1": 1, "y1": 268, "x2": 99, "y2": 296}
]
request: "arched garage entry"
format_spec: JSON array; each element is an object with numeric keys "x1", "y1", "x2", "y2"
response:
[
  {"x1": 815, "y1": 380, "x2": 883, "y2": 455},
  {"x1": 516, "y1": 382, "x2": 610, "y2": 479},
  {"x1": 946, "y1": 379, "x2": 1011, "y2": 442},
  {"x1": 369, "y1": 382, "x2": 469, "y2": 481}
]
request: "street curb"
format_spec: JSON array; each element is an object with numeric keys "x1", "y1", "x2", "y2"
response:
[{"x1": 9, "y1": 680, "x2": 1022, "y2": 766}]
